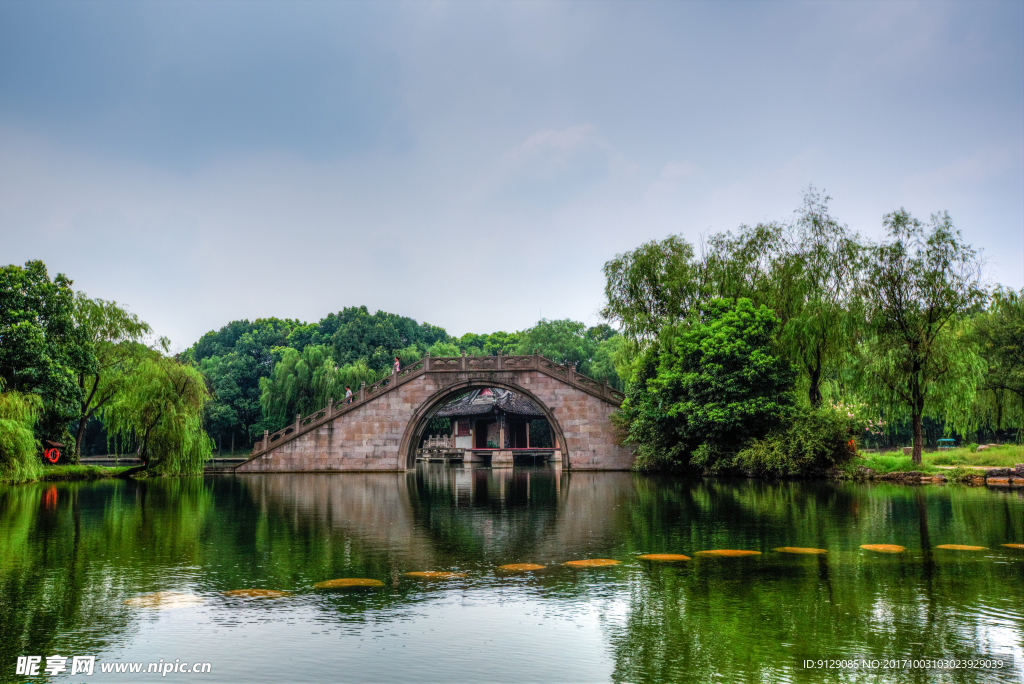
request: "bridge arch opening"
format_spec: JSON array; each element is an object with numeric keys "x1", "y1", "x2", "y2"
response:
[{"x1": 399, "y1": 380, "x2": 569, "y2": 470}]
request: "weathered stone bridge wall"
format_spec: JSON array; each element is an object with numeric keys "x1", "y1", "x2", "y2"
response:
[{"x1": 234, "y1": 354, "x2": 633, "y2": 472}]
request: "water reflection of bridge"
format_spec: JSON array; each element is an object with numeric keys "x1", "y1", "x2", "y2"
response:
[{"x1": 242, "y1": 466, "x2": 638, "y2": 565}]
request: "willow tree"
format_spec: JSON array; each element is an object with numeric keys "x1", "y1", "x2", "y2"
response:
[
  {"x1": 601, "y1": 235, "x2": 706, "y2": 346},
  {"x1": 859, "y1": 209, "x2": 986, "y2": 463},
  {"x1": 101, "y1": 350, "x2": 212, "y2": 475},
  {"x1": 259, "y1": 345, "x2": 376, "y2": 430},
  {"x1": 71, "y1": 294, "x2": 152, "y2": 461},
  {"x1": 0, "y1": 380, "x2": 43, "y2": 482},
  {"x1": 771, "y1": 189, "x2": 863, "y2": 406}
]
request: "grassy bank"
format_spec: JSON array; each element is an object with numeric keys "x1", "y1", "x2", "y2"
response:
[
  {"x1": 858, "y1": 444, "x2": 1022, "y2": 475},
  {"x1": 36, "y1": 465, "x2": 134, "y2": 482}
]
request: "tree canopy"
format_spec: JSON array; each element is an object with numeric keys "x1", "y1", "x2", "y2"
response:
[{"x1": 619, "y1": 298, "x2": 795, "y2": 473}]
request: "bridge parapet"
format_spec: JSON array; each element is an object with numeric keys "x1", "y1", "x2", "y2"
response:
[{"x1": 250, "y1": 353, "x2": 624, "y2": 457}]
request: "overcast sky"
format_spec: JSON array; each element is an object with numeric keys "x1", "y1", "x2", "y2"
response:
[{"x1": 1, "y1": 1, "x2": 1021, "y2": 349}]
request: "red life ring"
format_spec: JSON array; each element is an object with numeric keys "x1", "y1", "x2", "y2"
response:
[{"x1": 44, "y1": 448, "x2": 60, "y2": 463}]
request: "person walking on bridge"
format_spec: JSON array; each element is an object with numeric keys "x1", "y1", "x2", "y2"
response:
[
  {"x1": 392, "y1": 356, "x2": 401, "y2": 374},
  {"x1": 344, "y1": 386, "x2": 353, "y2": 404}
]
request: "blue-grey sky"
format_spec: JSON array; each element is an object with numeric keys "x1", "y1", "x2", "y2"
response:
[{"x1": 2, "y1": 1, "x2": 1021, "y2": 349}]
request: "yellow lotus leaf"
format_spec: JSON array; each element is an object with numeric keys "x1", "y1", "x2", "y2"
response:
[
  {"x1": 563, "y1": 559, "x2": 621, "y2": 567},
  {"x1": 124, "y1": 592, "x2": 205, "y2": 610},
  {"x1": 935, "y1": 545, "x2": 986, "y2": 551},
  {"x1": 497, "y1": 563, "x2": 546, "y2": 571},
  {"x1": 637, "y1": 554, "x2": 691, "y2": 562},
  {"x1": 223, "y1": 589, "x2": 292, "y2": 598},
  {"x1": 695, "y1": 550, "x2": 761, "y2": 558},
  {"x1": 860, "y1": 544, "x2": 905, "y2": 553},
  {"x1": 313, "y1": 578, "x2": 385, "y2": 589},
  {"x1": 403, "y1": 571, "x2": 467, "y2": 579},
  {"x1": 774, "y1": 547, "x2": 828, "y2": 555}
]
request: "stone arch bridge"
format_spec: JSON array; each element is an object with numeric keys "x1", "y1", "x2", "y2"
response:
[{"x1": 235, "y1": 354, "x2": 632, "y2": 472}]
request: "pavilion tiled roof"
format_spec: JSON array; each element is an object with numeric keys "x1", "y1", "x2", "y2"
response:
[{"x1": 434, "y1": 388, "x2": 545, "y2": 418}]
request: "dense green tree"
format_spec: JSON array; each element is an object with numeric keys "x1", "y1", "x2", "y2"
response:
[
  {"x1": 515, "y1": 319, "x2": 593, "y2": 368},
  {"x1": 619, "y1": 298, "x2": 795, "y2": 473},
  {"x1": 454, "y1": 331, "x2": 522, "y2": 356},
  {"x1": 0, "y1": 261, "x2": 83, "y2": 443},
  {"x1": 586, "y1": 335, "x2": 627, "y2": 390},
  {"x1": 189, "y1": 318, "x2": 301, "y2": 363},
  {"x1": 427, "y1": 341, "x2": 461, "y2": 357},
  {"x1": 329, "y1": 306, "x2": 448, "y2": 370},
  {"x1": 601, "y1": 235, "x2": 706, "y2": 345},
  {"x1": 69, "y1": 295, "x2": 152, "y2": 461},
  {"x1": 858, "y1": 209, "x2": 986, "y2": 463}
]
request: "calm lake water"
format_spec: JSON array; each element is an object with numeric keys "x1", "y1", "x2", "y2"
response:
[{"x1": 2, "y1": 466, "x2": 1022, "y2": 683}]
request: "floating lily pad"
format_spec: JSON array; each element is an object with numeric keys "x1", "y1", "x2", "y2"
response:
[
  {"x1": 563, "y1": 559, "x2": 621, "y2": 567},
  {"x1": 860, "y1": 544, "x2": 905, "y2": 553},
  {"x1": 124, "y1": 592, "x2": 205, "y2": 610},
  {"x1": 223, "y1": 589, "x2": 292, "y2": 598},
  {"x1": 774, "y1": 547, "x2": 828, "y2": 555},
  {"x1": 935, "y1": 545, "x2": 987, "y2": 551},
  {"x1": 497, "y1": 563, "x2": 546, "y2": 571},
  {"x1": 403, "y1": 571, "x2": 467, "y2": 579},
  {"x1": 1001, "y1": 543, "x2": 1024, "y2": 550},
  {"x1": 637, "y1": 554, "x2": 691, "y2": 562},
  {"x1": 695, "y1": 550, "x2": 761, "y2": 558},
  {"x1": 313, "y1": 578, "x2": 385, "y2": 590}
]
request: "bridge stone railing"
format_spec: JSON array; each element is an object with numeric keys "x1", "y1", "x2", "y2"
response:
[{"x1": 250, "y1": 353, "x2": 625, "y2": 456}]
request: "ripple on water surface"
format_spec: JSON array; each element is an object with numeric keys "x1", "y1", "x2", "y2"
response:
[
  {"x1": 223, "y1": 589, "x2": 292, "y2": 598},
  {"x1": 124, "y1": 592, "x2": 205, "y2": 610}
]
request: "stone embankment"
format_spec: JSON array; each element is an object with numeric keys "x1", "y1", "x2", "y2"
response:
[{"x1": 848, "y1": 463, "x2": 1024, "y2": 487}]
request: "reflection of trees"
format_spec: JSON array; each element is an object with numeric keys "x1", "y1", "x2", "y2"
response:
[
  {"x1": 3, "y1": 472, "x2": 1021, "y2": 682},
  {"x1": 0, "y1": 479, "x2": 213, "y2": 668},
  {"x1": 606, "y1": 480, "x2": 1024, "y2": 684}
]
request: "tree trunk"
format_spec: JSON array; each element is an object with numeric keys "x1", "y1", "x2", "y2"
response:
[
  {"x1": 808, "y1": 369, "x2": 822, "y2": 407},
  {"x1": 912, "y1": 411, "x2": 924, "y2": 464},
  {"x1": 74, "y1": 415, "x2": 88, "y2": 464},
  {"x1": 808, "y1": 348, "x2": 823, "y2": 407}
]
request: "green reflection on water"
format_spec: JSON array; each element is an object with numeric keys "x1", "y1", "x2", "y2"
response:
[{"x1": 1, "y1": 467, "x2": 1021, "y2": 682}]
